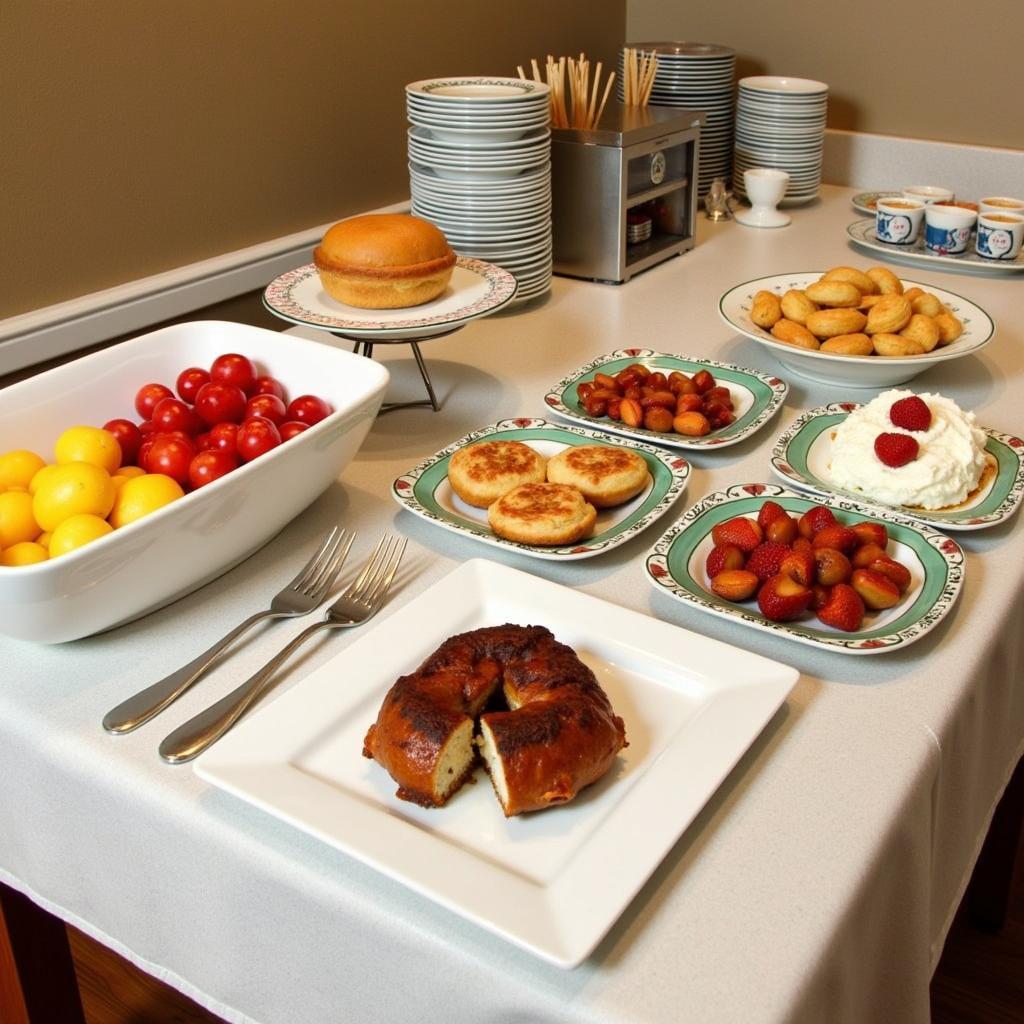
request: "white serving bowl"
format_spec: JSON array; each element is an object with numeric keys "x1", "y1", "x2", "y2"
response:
[{"x1": 0, "y1": 320, "x2": 388, "y2": 643}]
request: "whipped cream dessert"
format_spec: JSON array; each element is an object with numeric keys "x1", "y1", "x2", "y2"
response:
[{"x1": 827, "y1": 390, "x2": 988, "y2": 509}]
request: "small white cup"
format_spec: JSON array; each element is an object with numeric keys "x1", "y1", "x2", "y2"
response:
[
  {"x1": 735, "y1": 168, "x2": 791, "y2": 228},
  {"x1": 924, "y1": 203, "x2": 977, "y2": 255},
  {"x1": 876, "y1": 197, "x2": 925, "y2": 245},
  {"x1": 979, "y1": 196, "x2": 1024, "y2": 217},
  {"x1": 976, "y1": 212, "x2": 1024, "y2": 260},
  {"x1": 903, "y1": 185, "x2": 954, "y2": 205}
]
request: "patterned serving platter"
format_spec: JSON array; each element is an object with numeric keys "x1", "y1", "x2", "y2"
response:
[
  {"x1": 543, "y1": 350, "x2": 788, "y2": 451},
  {"x1": 392, "y1": 418, "x2": 690, "y2": 561},
  {"x1": 645, "y1": 484, "x2": 965, "y2": 655},
  {"x1": 263, "y1": 258, "x2": 517, "y2": 339},
  {"x1": 851, "y1": 191, "x2": 902, "y2": 215},
  {"x1": 770, "y1": 404, "x2": 1024, "y2": 531}
]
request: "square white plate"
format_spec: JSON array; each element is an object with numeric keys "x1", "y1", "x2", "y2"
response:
[{"x1": 196, "y1": 559, "x2": 797, "y2": 967}]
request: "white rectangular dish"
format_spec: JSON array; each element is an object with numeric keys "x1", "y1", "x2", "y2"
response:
[
  {"x1": 196, "y1": 559, "x2": 798, "y2": 968},
  {"x1": 0, "y1": 321, "x2": 388, "y2": 643}
]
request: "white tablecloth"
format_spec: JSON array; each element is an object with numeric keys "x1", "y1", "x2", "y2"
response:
[{"x1": 2, "y1": 185, "x2": 1022, "y2": 1024}]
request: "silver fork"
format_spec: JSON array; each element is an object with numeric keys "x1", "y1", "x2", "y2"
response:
[
  {"x1": 158, "y1": 534, "x2": 406, "y2": 764},
  {"x1": 103, "y1": 527, "x2": 355, "y2": 735}
]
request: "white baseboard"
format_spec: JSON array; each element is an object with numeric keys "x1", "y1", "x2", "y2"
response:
[{"x1": 0, "y1": 200, "x2": 410, "y2": 377}]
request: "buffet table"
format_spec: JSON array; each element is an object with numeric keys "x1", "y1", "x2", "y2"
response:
[{"x1": 2, "y1": 184, "x2": 1022, "y2": 1024}]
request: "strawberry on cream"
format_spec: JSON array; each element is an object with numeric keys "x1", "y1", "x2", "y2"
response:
[{"x1": 827, "y1": 390, "x2": 988, "y2": 509}]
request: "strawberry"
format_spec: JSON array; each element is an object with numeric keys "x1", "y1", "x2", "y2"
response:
[
  {"x1": 706, "y1": 544, "x2": 745, "y2": 578},
  {"x1": 850, "y1": 521, "x2": 888, "y2": 549},
  {"x1": 757, "y1": 500, "x2": 788, "y2": 530},
  {"x1": 851, "y1": 567, "x2": 901, "y2": 610},
  {"x1": 811, "y1": 583, "x2": 832, "y2": 611},
  {"x1": 814, "y1": 547, "x2": 853, "y2": 586},
  {"x1": 746, "y1": 542, "x2": 792, "y2": 582},
  {"x1": 710, "y1": 570, "x2": 760, "y2": 602},
  {"x1": 710, "y1": 516, "x2": 763, "y2": 553},
  {"x1": 757, "y1": 573, "x2": 813, "y2": 622},
  {"x1": 869, "y1": 555, "x2": 912, "y2": 593},
  {"x1": 812, "y1": 524, "x2": 859, "y2": 553},
  {"x1": 798, "y1": 505, "x2": 837, "y2": 539},
  {"x1": 889, "y1": 395, "x2": 931, "y2": 432},
  {"x1": 852, "y1": 542, "x2": 889, "y2": 569},
  {"x1": 792, "y1": 536, "x2": 814, "y2": 556},
  {"x1": 692, "y1": 369, "x2": 715, "y2": 394},
  {"x1": 874, "y1": 432, "x2": 919, "y2": 468},
  {"x1": 779, "y1": 550, "x2": 816, "y2": 586},
  {"x1": 816, "y1": 583, "x2": 865, "y2": 632}
]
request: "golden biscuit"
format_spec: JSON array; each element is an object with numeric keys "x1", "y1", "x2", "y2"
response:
[
  {"x1": 780, "y1": 289, "x2": 819, "y2": 324},
  {"x1": 872, "y1": 334, "x2": 925, "y2": 357},
  {"x1": 546, "y1": 445, "x2": 650, "y2": 508},
  {"x1": 866, "y1": 267, "x2": 903, "y2": 295},
  {"x1": 911, "y1": 292, "x2": 943, "y2": 317},
  {"x1": 820, "y1": 333, "x2": 873, "y2": 356},
  {"x1": 804, "y1": 280, "x2": 862, "y2": 308},
  {"x1": 771, "y1": 319, "x2": 820, "y2": 349},
  {"x1": 750, "y1": 290, "x2": 783, "y2": 329},
  {"x1": 806, "y1": 308, "x2": 868, "y2": 339},
  {"x1": 448, "y1": 440, "x2": 546, "y2": 508},
  {"x1": 900, "y1": 314, "x2": 940, "y2": 353},
  {"x1": 933, "y1": 311, "x2": 963, "y2": 345},
  {"x1": 902, "y1": 287, "x2": 925, "y2": 302},
  {"x1": 488, "y1": 483, "x2": 597, "y2": 546},
  {"x1": 865, "y1": 294, "x2": 913, "y2": 335},
  {"x1": 823, "y1": 266, "x2": 877, "y2": 294}
]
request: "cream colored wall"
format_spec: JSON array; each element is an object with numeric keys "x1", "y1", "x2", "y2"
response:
[
  {"x1": 627, "y1": 0, "x2": 1022, "y2": 150},
  {"x1": 1, "y1": 1, "x2": 625, "y2": 318}
]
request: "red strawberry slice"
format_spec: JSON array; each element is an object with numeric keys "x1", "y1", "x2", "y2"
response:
[
  {"x1": 816, "y1": 583, "x2": 865, "y2": 632},
  {"x1": 706, "y1": 544, "x2": 745, "y2": 578},
  {"x1": 757, "y1": 573, "x2": 813, "y2": 622},
  {"x1": 756, "y1": 500, "x2": 787, "y2": 530},
  {"x1": 746, "y1": 541, "x2": 792, "y2": 582},
  {"x1": 889, "y1": 395, "x2": 931, "y2": 431},
  {"x1": 798, "y1": 505, "x2": 836, "y2": 539},
  {"x1": 874, "y1": 432, "x2": 919, "y2": 468}
]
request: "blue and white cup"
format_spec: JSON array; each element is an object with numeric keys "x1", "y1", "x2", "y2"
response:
[
  {"x1": 924, "y1": 203, "x2": 977, "y2": 255},
  {"x1": 976, "y1": 212, "x2": 1024, "y2": 261},
  {"x1": 876, "y1": 198, "x2": 925, "y2": 245}
]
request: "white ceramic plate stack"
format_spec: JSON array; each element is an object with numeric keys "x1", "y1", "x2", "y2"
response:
[
  {"x1": 734, "y1": 76, "x2": 828, "y2": 206},
  {"x1": 617, "y1": 42, "x2": 735, "y2": 195},
  {"x1": 406, "y1": 77, "x2": 553, "y2": 303}
]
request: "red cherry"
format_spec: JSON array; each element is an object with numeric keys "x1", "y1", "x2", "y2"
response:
[
  {"x1": 134, "y1": 383, "x2": 174, "y2": 420},
  {"x1": 152, "y1": 397, "x2": 200, "y2": 435},
  {"x1": 279, "y1": 421, "x2": 310, "y2": 441},
  {"x1": 194, "y1": 382, "x2": 247, "y2": 426},
  {"x1": 252, "y1": 375, "x2": 286, "y2": 401},
  {"x1": 210, "y1": 353, "x2": 257, "y2": 395},
  {"x1": 188, "y1": 449, "x2": 239, "y2": 489},
  {"x1": 176, "y1": 367, "x2": 211, "y2": 405},
  {"x1": 103, "y1": 419, "x2": 142, "y2": 465},
  {"x1": 285, "y1": 394, "x2": 331, "y2": 426},
  {"x1": 206, "y1": 421, "x2": 240, "y2": 454},
  {"x1": 244, "y1": 393, "x2": 288, "y2": 426},
  {"x1": 235, "y1": 416, "x2": 281, "y2": 462}
]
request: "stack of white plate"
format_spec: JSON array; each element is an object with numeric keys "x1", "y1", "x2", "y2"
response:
[
  {"x1": 734, "y1": 76, "x2": 829, "y2": 206},
  {"x1": 617, "y1": 42, "x2": 735, "y2": 195},
  {"x1": 406, "y1": 77, "x2": 552, "y2": 303}
]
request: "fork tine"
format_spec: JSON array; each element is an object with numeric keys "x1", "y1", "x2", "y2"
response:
[
  {"x1": 288, "y1": 527, "x2": 342, "y2": 593},
  {"x1": 363, "y1": 537, "x2": 406, "y2": 609},
  {"x1": 355, "y1": 535, "x2": 397, "y2": 601},
  {"x1": 343, "y1": 535, "x2": 389, "y2": 600},
  {"x1": 304, "y1": 530, "x2": 354, "y2": 600}
]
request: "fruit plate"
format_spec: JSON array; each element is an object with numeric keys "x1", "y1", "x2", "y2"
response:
[
  {"x1": 543, "y1": 350, "x2": 788, "y2": 450},
  {"x1": 846, "y1": 218, "x2": 1024, "y2": 274},
  {"x1": 262, "y1": 257, "x2": 518, "y2": 339},
  {"x1": 391, "y1": 418, "x2": 689, "y2": 561},
  {"x1": 645, "y1": 484, "x2": 965, "y2": 655},
  {"x1": 770, "y1": 404, "x2": 1024, "y2": 531},
  {"x1": 717, "y1": 272, "x2": 996, "y2": 388},
  {"x1": 195, "y1": 557, "x2": 798, "y2": 968}
]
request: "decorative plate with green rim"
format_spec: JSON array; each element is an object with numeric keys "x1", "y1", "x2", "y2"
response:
[
  {"x1": 543, "y1": 349, "x2": 788, "y2": 450},
  {"x1": 392, "y1": 418, "x2": 690, "y2": 561},
  {"x1": 851, "y1": 191, "x2": 902, "y2": 215},
  {"x1": 770, "y1": 404, "x2": 1024, "y2": 531},
  {"x1": 645, "y1": 484, "x2": 965, "y2": 655}
]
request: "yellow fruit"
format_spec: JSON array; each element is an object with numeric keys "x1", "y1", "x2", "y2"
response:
[
  {"x1": 32, "y1": 462, "x2": 115, "y2": 532},
  {"x1": 54, "y1": 426, "x2": 122, "y2": 473},
  {"x1": 0, "y1": 541, "x2": 48, "y2": 566},
  {"x1": 111, "y1": 466, "x2": 147, "y2": 492},
  {"x1": 29, "y1": 463, "x2": 61, "y2": 495},
  {"x1": 0, "y1": 450, "x2": 46, "y2": 490},
  {"x1": 109, "y1": 473, "x2": 184, "y2": 528},
  {"x1": 0, "y1": 491, "x2": 39, "y2": 548},
  {"x1": 48, "y1": 513, "x2": 113, "y2": 557},
  {"x1": 36, "y1": 531, "x2": 52, "y2": 547}
]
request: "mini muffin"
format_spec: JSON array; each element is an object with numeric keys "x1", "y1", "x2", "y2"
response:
[
  {"x1": 546, "y1": 445, "x2": 650, "y2": 508},
  {"x1": 488, "y1": 483, "x2": 597, "y2": 546},
  {"x1": 448, "y1": 441, "x2": 547, "y2": 508}
]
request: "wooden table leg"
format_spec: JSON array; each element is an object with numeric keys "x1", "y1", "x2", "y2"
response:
[
  {"x1": 967, "y1": 754, "x2": 1024, "y2": 932},
  {"x1": 0, "y1": 881, "x2": 85, "y2": 1024}
]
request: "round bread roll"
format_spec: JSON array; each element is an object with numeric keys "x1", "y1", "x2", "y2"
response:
[
  {"x1": 546, "y1": 445, "x2": 650, "y2": 508},
  {"x1": 313, "y1": 214, "x2": 456, "y2": 309},
  {"x1": 448, "y1": 441, "x2": 546, "y2": 508},
  {"x1": 488, "y1": 483, "x2": 597, "y2": 546}
]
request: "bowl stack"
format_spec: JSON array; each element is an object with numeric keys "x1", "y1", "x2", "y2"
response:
[
  {"x1": 406, "y1": 77, "x2": 552, "y2": 303},
  {"x1": 734, "y1": 76, "x2": 829, "y2": 205},
  {"x1": 617, "y1": 42, "x2": 736, "y2": 195}
]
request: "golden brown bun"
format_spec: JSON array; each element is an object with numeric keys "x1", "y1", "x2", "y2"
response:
[
  {"x1": 545, "y1": 445, "x2": 650, "y2": 508},
  {"x1": 313, "y1": 214, "x2": 456, "y2": 309},
  {"x1": 488, "y1": 483, "x2": 597, "y2": 546},
  {"x1": 448, "y1": 441, "x2": 547, "y2": 508}
]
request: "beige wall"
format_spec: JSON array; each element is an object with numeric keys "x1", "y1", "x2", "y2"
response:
[
  {"x1": 627, "y1": 0, "x2": 1022, "y2": 151},
  {"x1": 1, "y1": 1, "x2": 624, "y2": 319}
]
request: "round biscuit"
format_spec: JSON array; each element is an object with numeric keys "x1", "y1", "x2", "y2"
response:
[
  {"x1": 448, "y1": 441, "x2": 546, "y2": 508},
  {"x1": 546, "y1": 445, "x2": 650, "y2": 508},
  {"x1": 488, "y1": 483, "x2": 597, "y2": 546}
]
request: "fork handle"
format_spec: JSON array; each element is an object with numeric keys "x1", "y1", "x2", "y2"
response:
[
  {"x1": 102, "y1": 610, "x2": 279, "y2": 735},
  {"x1": 158, "y1": 619, "x2": 332, "y2": 763}
]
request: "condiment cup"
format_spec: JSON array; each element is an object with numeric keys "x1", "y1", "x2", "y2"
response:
[
  {"x1": 902, "y1": 185, "x2": 954, "y2": 205},
  {"x1": 979, "y1": 196, "x2": 1024, "y2": 217},
  {"x1": 734, "y1": 168, "x2": 791, "y2": 228},
  {"x1": 976, "y1": 212, "x2": 1024, "y2": 261},
  {"x1": 876, "y1": 197, "x2": 925, "y2": 245},
  {"x1": 924, "y1": 203, "x2": 977, "y2": 255}
]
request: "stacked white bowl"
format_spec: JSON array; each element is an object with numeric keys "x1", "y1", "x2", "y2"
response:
[
  {"x1": 406, "y1": 77, "x2": 552, "y2": 303},
  {"x1": 617, "y1": 42, "x2": 736, "y2": 195},
  {"x1": 734, "y1": 76, "x2": 829, "y2": 205}
]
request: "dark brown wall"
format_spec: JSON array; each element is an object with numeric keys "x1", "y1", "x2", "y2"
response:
[{"x1": 2, "y1": 1, "x2": 625, "y2": 318}]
